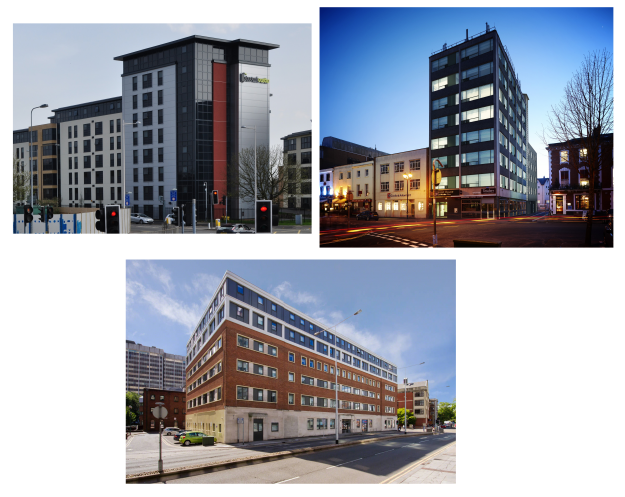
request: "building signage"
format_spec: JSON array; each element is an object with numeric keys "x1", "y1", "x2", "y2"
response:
[
  {"x1": 435, "y1": 189, "x2": 461, "y2": 197},
  {"x1": 240, "y1": 73, "x2": 269, "y2": 84},
  {"x1": 386, "y1": 192, "x2": 413, "y2": 199},
  {"x1": 481, "y1": 187, "x2": 496, "y2": 194}
]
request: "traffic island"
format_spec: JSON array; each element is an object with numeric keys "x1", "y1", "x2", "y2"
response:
[{"x1": 126, "y1": 431, "x2": 433, "y2": 484}]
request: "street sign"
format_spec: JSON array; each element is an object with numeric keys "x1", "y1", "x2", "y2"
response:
[
  {"x1": 124, "y1": 194, "x2": 130, "y2": 207},
  {"x1": 153, "y1": 406, "x2": 168, "y2": 419},
  {"x1": 170, "y1": 190, "x2": 177, "y2": 202},
  {"x1": 237, "y1": 418, "x2": 244, "y2": 424}
]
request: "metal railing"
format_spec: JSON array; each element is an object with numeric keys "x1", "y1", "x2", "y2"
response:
[{"x1": 431, "y1": 25, "x2": 496, "y2": 56}]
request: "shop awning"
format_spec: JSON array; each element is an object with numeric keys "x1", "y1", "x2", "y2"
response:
[{"x1": 332, "y1": 199, "x2": 347, "y2": 204}]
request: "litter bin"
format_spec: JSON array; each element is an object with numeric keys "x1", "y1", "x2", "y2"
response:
[
  {"x1": 202, "y1": 436, "x2": 215, "y2": 446},
  {"x1": 295, "y1": 214, "x2": 302, "y2": 225}
]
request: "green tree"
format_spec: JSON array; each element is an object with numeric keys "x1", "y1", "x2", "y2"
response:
[
  {"x1": 126, "y1": 406, "x2": 136, "y2": 426},
  {"x1": 126, "y1": 391, "x2": 140, "y2": 425},
  {"x1": 437, "y1": 398, "x2": 456, "y2": 423},
  {"x1": 397, "y1": 407, "x2": 417, "y2": 427},
  {"x1": 13, "y1": 158, "x2": 31, "y2": 205}
]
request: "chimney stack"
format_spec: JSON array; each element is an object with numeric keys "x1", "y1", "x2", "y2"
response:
[
  {"x1": 486, "y1": 22, "x2": 490, "y2": 32},
  {"x1": 466, "y1": 29, "x2": 468, "y2": 41}
]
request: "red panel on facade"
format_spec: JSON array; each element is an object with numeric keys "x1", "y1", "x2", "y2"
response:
[{"x1": 213, "y1": 62, "x2": 228, "y2": 219}]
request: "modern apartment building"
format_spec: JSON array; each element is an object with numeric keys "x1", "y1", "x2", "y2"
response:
[
  {"x1": 547, "y1": 134, "x2": 613, "y2": 215},
  {"x1": 526, "y1": 143, "x2": 538, "y2": 214},
  {"x1": 429, "y1": 25, "x2": 528, "y2": 219},
  {"x1": 142, "y1": 388, "x2": 186, "y2": 432},
  {"x1": 113, "y1": 35, "x2": 279, "y2": 220},
  {"x1": 537, "y1": 177, "x2": 550, "y2": 210},
  {"x1": 397, "y1": 381, "x2": 430, "y2": 428},
  {"x1": 13, "y1": 123, "x2": 59, "y2": 202},
  {"x1": 184, "y1": 271, "x2": 399, "y2": 443},
  {"x1": 126, "y1": 340, "x2": 186, "y2": 395},
  {"x1": 281, "y1": 130, "x2": 312, "y2": 211},
  {"x1": 375, "y1": 149, "x2": 430, "y2": 218},
  {"x1": 49, "y1": 97, "x2": 124, "y2": 207}
]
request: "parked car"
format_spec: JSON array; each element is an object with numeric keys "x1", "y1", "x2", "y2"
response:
[
  {"x1": 179, "y1": 431, "x2": 208, "y2": 446},
  {"x1": 131, "y1": 213, "x2": 154, "y2": 224},
  {"x1": 126, "y1": 425, "x2": 139, "y2": 432},
  {"x1": 173, "y1": 431, "x2": 189, "y2": 442},
  {"x1": 232, "y1": 223, "x2": 255, "y2": 233},
  {"x1": 163, "y1": 427, "x2": 182, "y2": 436},
  {"x1": 356, "y1": 210, "x2": 379, "y2": 221},
  {"x1": 216, "y1": 224, "x2": 236, "y2": 234}
]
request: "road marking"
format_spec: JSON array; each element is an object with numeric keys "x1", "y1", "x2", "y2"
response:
[
  {"x1": 375, "y1": 449, "x2": 395, "y2": 455},
  {"x1": 276, "y1": 477, "x2": 300, "y2": 484},
  {"x1": 326, "y1": 457, "x2": 363, "y2": 469},
  {"x1": 380, "y1": 441, "x2": 456, "y2": 484}
]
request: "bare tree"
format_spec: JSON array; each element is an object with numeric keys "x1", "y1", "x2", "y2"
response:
[
  {"x1": 13, "y1": 157, "x2": 31, "y2": 205},
  {"x1": 542, "y1": 49, "x2": 613, "y2": 246},
  {"x1": 228, "y1": 145, "x2": 301, "y2": 204}
]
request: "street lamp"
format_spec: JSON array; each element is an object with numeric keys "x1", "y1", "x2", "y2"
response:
[
  {"x1": 241, "y1": 125, "x2": 257, "y2": 203},
  {"x1": 30, "y1": 104, "x2": 48, "y2": 205},
  {"x1": 121, "y1": 119, "x2": 140, "y2": 213},
  {"x1": 314, "y1": 309, "x2": 362, "y2": 444},
  {"x1": 402, "y1": 172, "x2": 412, "y2": 219},
  {"x1": 203, "y1": 182, "x2": 208, "y2": 225}
]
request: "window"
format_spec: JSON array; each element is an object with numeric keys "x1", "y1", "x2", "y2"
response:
[
  {"x1": 309, "y1": 359, "x2": 314, "y2": 368},
  {"x1": 268, "y1": 345, "x2": 277, "y2": 356},
  {"x1": 143, "y1": 130, "x2": 153, "y2": 145},
  {"x1": 288, "y1": 372, "x2": 295, "y2": 382},
  {"x1": 431, "y1": 135, "x2": 459, "y2": 150},
  {"x1": 301, "y1": 356, "x2": 307, "y2": 366},
  {"x1": 158, "y1": 109, "x2": 163, "y2": 124},
  {"x1": 288, "y1": 352, "x2": 295, "y2": 362},
  {"x1": 268, "y1": 367, "x2": 277, "y2": 378},
  {"x1": 461, "y1": 62, "x2": 493, "y2": 81},
  {"x1": 237, "y1": 360, "x2": 249, "y2": 372},
  {"x1": 288, "y1": 393, "x2": 295, "y2": 405},
  {"x1": 158, "y1": 167, "x2": 164, "y2": 182},
  {"x1": 133, "y1": 113, "x2": 138, "y2": 127},
  {"x1": 560, "y1": 150, "x2": 569, "y2": 163},
  {"x1": 432, "y1": 73, "x2": 459, "y2": 91},
  {"x1": 143, "y1": 111, "x2": 153, "y2": 126},
  {"x1": 395, "y1": 181, "x2": 404, "y2": 191},
  {"x1": 142, "y1": 73, "x2": 152, "y2": 88},
  {"x1": 409, "y1": 160, "x2": 420, "y2": 170},
  {"x1": 271, "y1": 422, "x2": 279, "y2": 432},
  {"x1": 143, "y1": 149, "x2": 153, "y2": 163},
  {"x1": 133, "y1": 95, "x2": 138, "y2": 109},
  {"x1": 237, "y1": 386, "x2": 248, "y2": 400},
  {"x1": 268, "y1": 390, "x2": 277, "y2": 402},
  {"x1": 432, "y1": 114, "x2": 459, "y2": 130},
  {"x1": 461, "y1": 39, "x2": 493, "y2": 60},
  {"x1": 461, "y1": 83, "x2": 493, "y2": 102},
  {"x1": 381, "y1": 181, "x2": 389, "y2": 192},
  {"x1": 461, "y1": 105, "x2": 494, "y2": 123},
  {"x1": 237, "y1": 284, "x2": 244, "y2": 294},
  {"x1": 158, "y1": 90, "x2": 163, "y2": 105},
  {"x1": 461, "y1": 150, "x2": 495, "y2": 166},
  {"x1": 253, "y1": 341, "x2": 264, "y2": 353},
  {"x1": 238, "y1": 335, "x2": 249, "y2": 348},
  {"x1": 410, "y1": 179, "x2": 420, "y2": 189},
  {"x1": 431, "y1": 52, "x2": 458, "y2": 72},
  {"x1": 252, "y1": 389, "x2": 263, "y2": 401},
  {"x1": 380, "y1": 164, "x2": 389, "y2": 174}
]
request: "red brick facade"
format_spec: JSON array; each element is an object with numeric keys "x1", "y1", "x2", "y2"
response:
[
  {"x1": 141, "y1": 388, "x2": 186, "y2": 432},
  {"x1": 548, "y1": 135, "x2": 613, "y2": 214},
  {"x1": 185, "y1": 320, "x2": 397, "y2": 418}
]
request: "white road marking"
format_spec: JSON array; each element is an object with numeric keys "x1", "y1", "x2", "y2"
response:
[
  {"x1": 276, "y1": 477, "x2": 300, "y2": 484},
  {"x1": 375, "y1": 449, "x2": 395, "y2": 455},
  {"x1": 326, "y1": 457, "x2": 363, "y2": 469}
]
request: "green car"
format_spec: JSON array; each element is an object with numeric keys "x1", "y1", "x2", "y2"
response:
[{"x1": 179, "y1": 431, "x2": 207, "y2": 446}]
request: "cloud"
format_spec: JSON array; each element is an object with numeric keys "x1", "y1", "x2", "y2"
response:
[
  {"x1": 184, "y1": 273, "x2": 221, "y2": 297},
  {"x1": 270, "y1": 281, "x2": 320, "y2": 306},
  {"x1": 167, "y1": 24, "x2": 241, "y2": 37},
  {"x1": 127, "y1": 261, "x2": 174, "y2": 292},
  {"x1": 167, "y1": 24, "x2": 196, "y2": 36}
]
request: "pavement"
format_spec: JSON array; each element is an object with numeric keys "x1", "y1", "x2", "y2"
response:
[
  {"x1": 320, "y1": 211, "x2": 610, "y2": 247},
  {"x1": 390, "y1": 441, "x2": 456, "y2": 484}
]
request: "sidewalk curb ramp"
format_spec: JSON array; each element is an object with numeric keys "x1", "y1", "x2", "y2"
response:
[{"x1": 126, "y1": 431, "x2": 434, "y2": 483}]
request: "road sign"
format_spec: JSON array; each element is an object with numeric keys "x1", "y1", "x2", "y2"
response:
[
  {"x1": 125, "y1": 194, "x2": 130, "y2": 207},
  {"x1": 170, "y1": 190, "x2": 177, "y2": 202},
  {"x1": 152, "y1": 406, "x2": 168, "y2": 419}
]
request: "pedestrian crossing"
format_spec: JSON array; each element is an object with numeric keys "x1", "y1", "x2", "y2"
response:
[{"x1": 368, "y1": 232, "x2": 431, "y2": 248}]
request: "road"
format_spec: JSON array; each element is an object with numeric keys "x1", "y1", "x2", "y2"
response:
[
  {"x1": 130, "y1": 223, "x2": 311, "y2": 234},
  {"x1": 320, "y1": 212, "x2": 609, "y2": 247},
  {"x1": 126, "y1": 430, "x2": 439, "y2": 476},
  {"x1": 165, "y1": 432, "x2": 456, "y2": 484}
]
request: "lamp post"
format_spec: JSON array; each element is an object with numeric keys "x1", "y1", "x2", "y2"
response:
[
  {"x1": 314, "y1": 309, "x2": 362, "y2": 444},
  {"x1": 203, "y1": 182, "x2": 208, "y2": 225},
  {"x1": 241, "y1": 124, "x2": 257, "y2": 203},
  {"x1": 121, "y1": 119, "x2": 140, "y2": 215},
  {"x1": 402, "y1": 172, "x2": 412, "y2": 219},
  {"x1": 30, "y1": 104, "x2": 48, "y2": 205}
]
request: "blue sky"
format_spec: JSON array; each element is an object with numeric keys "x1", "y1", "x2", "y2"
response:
[
  {"x1": 13, "y1": 23, "x2": 311, "y2": 147},
  {"x1": 320, "y1": 7, "x2": 613, "y2": 179},
  {"x1": 126, "y1": 260, "x2": 456, "y2": 403}
]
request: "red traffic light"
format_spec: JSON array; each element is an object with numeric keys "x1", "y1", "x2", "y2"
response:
[
  {"x1": 260, "y1": 206, "x2": 268, "y2": 212},
  {"x1": 111, "y1": 211, "x2": 116, "y2": 216}
]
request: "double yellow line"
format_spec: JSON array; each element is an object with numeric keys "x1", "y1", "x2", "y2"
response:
[{"x1": 379, "y1": 440, "x2": 456, "y2": 484}]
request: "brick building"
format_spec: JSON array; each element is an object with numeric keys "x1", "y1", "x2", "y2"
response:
[
  {"x1": 397, "y1": 381, "x2": 430, "y2": 428},
  {"x1": 547, "y1": 134, "x2": 613, "y2": 215},
  {"x1": 142, "y1": 388, "x2": 186, "y2": 432},
  {"x1": 184, "y1": 271, "x2": 399, "y2": 443}
]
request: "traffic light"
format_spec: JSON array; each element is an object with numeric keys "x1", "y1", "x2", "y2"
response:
[
  {"x1": 171, "y1": 207, "x2": 179, "y2": 226},
  {"x1": 105, "y1": 205, "x2": 120, "y2": 234},
  {"x1": 212, "y1": 190, "x2": 218, "y2": 204},
  {"x1": 256, "y1": 200, "x2": 272, "y2": 233},
  {"x1": 47, "y1": 206, "x2": 54, "y2": 220},
  {"x1": 39, "y1": 208, "x2": 45, "y2": 222},
  {"x1": 180, "y1": 204, "x2": 187, "y2": 226},
  {"x1": 95, "y1": 207, "x2": 106, "y2": 232},
  {"x1": 24, "y1": 205, "x2": 33, "y2": 224}
]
